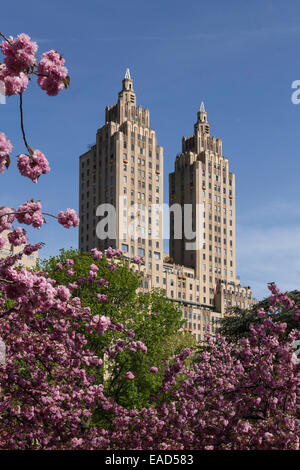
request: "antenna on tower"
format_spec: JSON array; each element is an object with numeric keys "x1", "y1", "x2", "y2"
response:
[
  {"x1": 124, "y1": 68, "x2": 131, "y2": 80},
  {"x1": 200, "y1": 101, "x2": 206, "y2": 113}
]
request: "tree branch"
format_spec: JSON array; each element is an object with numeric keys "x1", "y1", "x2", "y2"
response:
[
  {"x1": 19, "y1": 93, "x2": 32, "y2": 154},
  {"x1": 0, "y1": 32, "x2": 10, "y2": 43}
]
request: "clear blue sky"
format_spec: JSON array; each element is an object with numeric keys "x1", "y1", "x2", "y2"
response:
[{"x1": 1, "y1": 0, "x2": 300, "y2": 300}]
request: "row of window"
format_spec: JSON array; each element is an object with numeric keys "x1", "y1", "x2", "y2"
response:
[{"x1": 202, "y1": 265, "x2": 234, "y2": 277}]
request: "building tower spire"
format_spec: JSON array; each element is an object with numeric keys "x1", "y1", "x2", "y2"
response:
[
  {"x1": 194, "y1": 100, "x2": 210, "y2": 136},
  {"x1": 122, "y1": 67, "x2": 134, "y2": 92},
  {"x1": 124, "y1": 68, "x2": 131, "y2": 80}
]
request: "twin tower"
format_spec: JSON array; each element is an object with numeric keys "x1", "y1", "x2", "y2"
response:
[{"x1": 79, "y1": 69, "x2": 255, "y2": 342}]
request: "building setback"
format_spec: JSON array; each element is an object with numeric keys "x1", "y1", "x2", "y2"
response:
[{"x1": 79, "y1": 70, "x2": 256, "y2": 342}]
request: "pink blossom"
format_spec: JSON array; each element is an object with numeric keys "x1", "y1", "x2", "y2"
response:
[
  {"x1": 97, "y1": 279, "x2": 109, "y2": 287},
  {"x1": 115, "y1": 341, "x2": 126, "y2": 353},
  {"x1": 88, "y1": 270, "x2": 97, "y2": 282},
  {"x1": 71, "y1": 438, "x2": 83, "y2": 448},
  {"x1": 0, "y1": 65, "x2": 29, "y2": 96},
  {"x1": 56, "y1": 285, "x2": 71, "y2": 301},
  {"x1": 66, "y1": 268, "x2": 74, "y2": 277},
  {"x1": 97, "y1": 294, "x2": 108, "y2": 303},
  {"x1": 114, "y1": 249, "x2": 121, "y2": 258},
  {"x1": 16, "y1": 201, "x2": 44, "y2": 229},
  {"x1": 23, "y1": 243, "x2": 41, "y2": 255},
  {"x1": 108, "y1": 264, "x2": 116, "y2": 271},
  {"x1": 37, "y1": 50, "x2": 68, "y2": 96},
  {"x1": 91, "y1": 248, "x2": 103, "y2": 260},
  {"x1": 17, "y1": 150, "x2": 50, "y2": 183},
  {"x1": 0, "y1": 132, "x2": 13, "y2": 174},
  {"x1": 105, "y1": 247, "x2": 114, "y2": 259},
  {"x1": 126, "y1": 372, "x2": 135, "y2": 380},
  {"x1": 1, "y1": 33, "x2": 38, "y2": 74},
  {"x1": 89, "y1": 264, "x2": 99, "y2": 272},
  {"x1": 88, "y1": 315, "x2": 111, "y2": 336},
  {"x1": 257, "y1": 308, "x2": 266, "y2": 319},
  {"x1": 56, "y1": 262, "x2": 63, "y2": 270},
  {"x1": 0, "y1": 208, "x2": 15, "y2": 232},
  {"x1": 133, "y1": 256, "x2": 142, "y2": 264},
  {"x1": 65, "y1": 259, "x2": 74, "y2": 267},
  {"x1": 57, "y1": 209, "x2": 79, "y2": 229},
  {"x1": 68, "y1": 282, "x2": 79, "y2": 290},
  {"x1": 136, "y1": 341, "x2": 147, "y2": 353},
  {"x1": 150, "y1": 366, "x2": 158, "y2": 374},
  {"x1": 7, "y1": 227, "x2": 28, "y2": 247}
]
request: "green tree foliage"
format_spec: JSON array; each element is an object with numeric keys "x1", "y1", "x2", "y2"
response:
[{"x1": 39, "y1": 249, "x2": 196, "y2": 409}]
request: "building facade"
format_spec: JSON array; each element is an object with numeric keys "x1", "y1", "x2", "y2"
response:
[
  {"x1": 0, "y1": 230, "x2": 38, "y2": 269},
  {"x1": 79, "y1": 70, "x2": 256, "y2": 342}
]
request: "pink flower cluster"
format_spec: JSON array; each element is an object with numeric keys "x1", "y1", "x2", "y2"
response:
[
  {"x1": 126, "y1": 372, "x2": 135, "y2": 380},
  {"x1": 128, "y1": 340, "x2": 148, "y2": 353},
  {"x1": 7, "y1": 227, "x2": 28, "y2": 247},
  {"x1": 0, "y1": 32, "x2": 69, "y2": 101},
  {"x1": 0, "y1": 65, "x2": 29, "y2": 96},
  {"x1": 97, "y1": 294, "x2": 108, "y2": 303},
  {"x1": 87, "y1": 315, "x2": 111, "y2": 336},
  {"x1": 58, "y1": 209, "x2": 79, "y2": 229},
  {"x1": 37, "y1": 50, "x2": 68, "y2": 96},
  {"x1": 0, "y1": 34, "x2": 37, "y2": 97},
  {"x1": 17, "y1": 150, "x2": 50, "y2": 183},
  {"x1": 1, "y1": 33, "x2": 38, "y2": 74},
  {"x1": 16, "y1": 201, "x2": 44, "y2": 229},
  {"x1": 0, "y1": 132, "x2": 13, "y2": 174},
  {"x1": 106, "y1": 247, "x2": 121, "y2": 259},
  {"x1": 91, "y1": 248, "x2": 103, "y2": 260},
  {"x1": 0, "y1": 207, "x2": 14, "y2": 232},
  {"x1": 23, "y1": 243, "x2": 41, "y2": 255}
]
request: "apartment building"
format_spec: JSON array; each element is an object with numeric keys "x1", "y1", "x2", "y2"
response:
[{"x1": 79, "y1": 70, "x2": 256, "y2": 342}]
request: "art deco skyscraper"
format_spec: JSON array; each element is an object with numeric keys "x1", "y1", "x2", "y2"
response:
[
  {"x1": 169, "y1": 102, "x2": 237, "y2": 307},
  {"x1": 79, "y1": 70, "x2": 164, "y2": 287}
]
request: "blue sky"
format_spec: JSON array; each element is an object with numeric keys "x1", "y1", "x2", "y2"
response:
[{"x1": 1, "y1": 0, "x2": 300, "y2": 300}]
